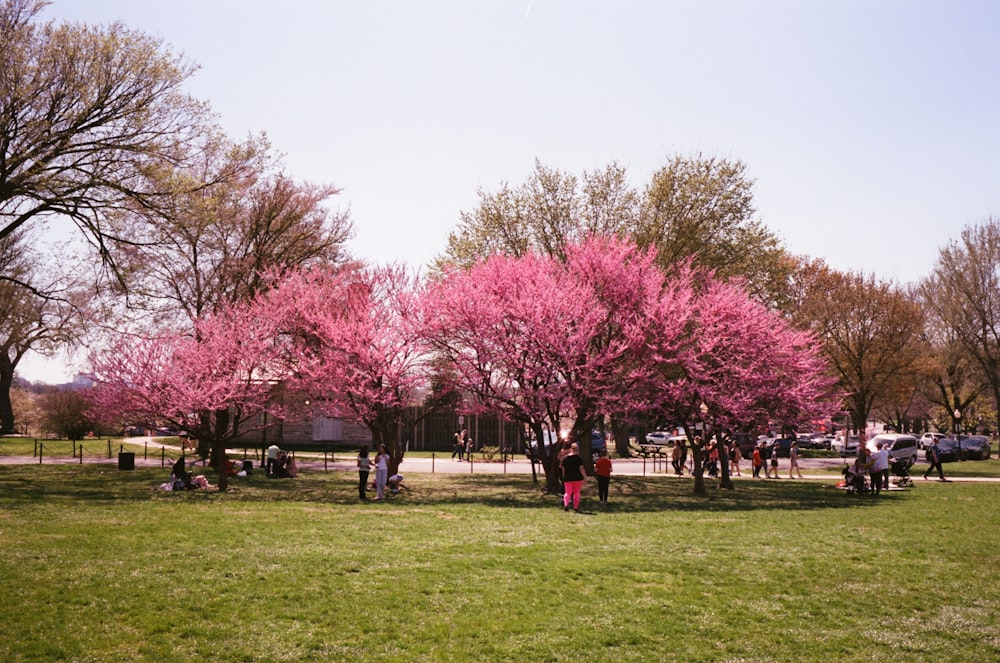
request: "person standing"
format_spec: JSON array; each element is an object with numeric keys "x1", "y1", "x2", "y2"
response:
[
  {"x1": 729, "y1": 440, "x2": 742, "y2": 477},
  {"x1": 671, "y1": 440, "x2": 683, "y2": 475},
  {"x1": 594, "y1": 449, "x2": 613, "y2": 505},
  {"x1": 923, "y1": 438, "x2": 947, "y2": 481},
  {"x1": 869, "y1": 441, "x2": 889, "y2": 495},
  {"x1": 560, "y1": 442, "x2": 587, "y2": 512},
  {"x1": 464, "y1": 431, "x2": 474, "y2": 462},
  {"x1": 768, "y1": 444, "x2": 779, "y2": 478},
  {"x1": 788, "y1": 440, "x2": 804, "y2": 479},
  {"x1": 357, "y1": 445, "x2": 371, "y2": 501},
  {"x1": 266, "y1": 443, "x2": 280, "y2": 478},
  {"x1": 374, "y1": 443, "x2": 390, "y2": 500}
]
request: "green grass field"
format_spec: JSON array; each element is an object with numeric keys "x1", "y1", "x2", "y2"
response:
[{"x1": 1, "y1": 464, "x2": 998, "y2": 662}]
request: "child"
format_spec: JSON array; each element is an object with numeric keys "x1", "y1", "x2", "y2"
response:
[{"x1": 594, "y1": 450, "x2": 613, "y2": 505}]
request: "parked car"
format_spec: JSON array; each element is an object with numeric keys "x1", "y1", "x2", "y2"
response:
[
  {"x1": 960, "y1": 435, "x2": 991, "y2": 460},
  {"x1": 590, "y1": 431, "x2": 608, "y2": 455},
  {"x1": 919, "y1": 432, "x2": 947, "y2": 450},
  {"x1": 731, "y1": 432, "x2": 757, "y2": 459},
  {"x1": 644, "y1": 431, "x2": 673, "y2": 446},
  {"x1": 770, "y1": 438, "x2": 794, "y2": 458},
  {"x1": 831, "y1": 435, "x2": 860, "y2": 456},
  {"x1": 867, "y1": 433, "x2": 919, "y2": 465},
  {"x1": 928, "y1": 438, "x2": 961, "y2": 463}
]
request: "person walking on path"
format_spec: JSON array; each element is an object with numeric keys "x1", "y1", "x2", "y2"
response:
[
  {"x1": 357, "y1": 445, "x2": 371, "y2": 501},
  {"x1": 923, "y1": 438, "x2": 947, "y2": 482},
  {"x1": 752, "y1": 444, "x2": 763, "y2": 478},
  {"x1": 560, "y1": 442, "x2": 587, "y2": 512},
  {"x1": 374, "y1": 444, "x2": 390, "y2": 500},
  {"x1": 451, "y1": 430, "x2": 463, "y2": 460},
  {"x1": 729, "y1": 440, "x2": 742, "y2": 477},
  {"x1": 788, "y1": 440, "x2": 804, "y2": 479},
  {"x1": 594, "y1": 449, "x2": 613, "y2": 505},
  {"x1": 671, "y1": 440, "x2": 683, "y2": 475}
]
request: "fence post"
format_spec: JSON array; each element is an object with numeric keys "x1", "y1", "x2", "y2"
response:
[
  {"x1": 432, "y1": 452, "x2": 435, "y2": 474},
  {"x1": 144, "y1": 441, "x2": 148, "y2": 460},
  {"x1": 161, "y1": 447, "x2": 166, "y2": 467},
  {"x1": 38, "y1": 443, "x2": 43, "y2": 464},
  {"x1": 79, "y1": 444, "x2": 83, "y2": 464},
  {"x1": 107, "y1": 439, "x2": 112, "y2": 459}
]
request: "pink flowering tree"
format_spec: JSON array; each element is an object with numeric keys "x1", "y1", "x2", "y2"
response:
[
  {"x1": 649, "y1": 276, "x2": 840, "y2": 495},
  {"x1": 424, "y1": 236, "x2": 695, "y2": 493},
  {"x1": 88, "y1": 302, "x2": 288, "y2": 491},
  {"x1": 259, "y1": 264, "x2": 431, "y2": 474}
]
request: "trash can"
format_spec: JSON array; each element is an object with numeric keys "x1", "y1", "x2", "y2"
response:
[{"x1": 118, "y1": 451, "x2": 135, "y2": 470}]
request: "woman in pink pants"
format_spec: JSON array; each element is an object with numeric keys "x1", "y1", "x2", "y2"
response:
[{"x1": 560, "y1": 442, "x2": 587, "y2": 512}]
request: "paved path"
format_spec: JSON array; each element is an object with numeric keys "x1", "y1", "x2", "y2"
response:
[{"x1": 4, "y1": 437, "x2": 998, "y2": 482}]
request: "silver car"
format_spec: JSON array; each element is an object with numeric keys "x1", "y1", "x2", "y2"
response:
[{"x1": 868, "y1": 433, "x2": 919, "y2": 465}]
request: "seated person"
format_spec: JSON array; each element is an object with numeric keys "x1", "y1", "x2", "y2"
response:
[
  {"x1": 274, "y1": 451, "x2": 291, "y2": 478},
  {"x1": 170, "y1": 456, "x2": 192, "y2": 490}
]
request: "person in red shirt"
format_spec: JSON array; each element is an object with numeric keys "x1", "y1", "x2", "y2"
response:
[{"x1": 594, "y1": 449, "x2": 613, "y2": 505}]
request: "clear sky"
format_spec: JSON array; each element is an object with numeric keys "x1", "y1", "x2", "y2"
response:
[{"x1": 19, "y1": 0, "x2": 1000, "y2": 383}]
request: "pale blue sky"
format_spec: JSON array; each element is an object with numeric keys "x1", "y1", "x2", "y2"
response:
[{"x1": 20, "y1": 0, "x2": 1000, "y2": 382}]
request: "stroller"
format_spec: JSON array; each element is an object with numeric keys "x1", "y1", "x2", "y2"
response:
[{"x1": 889, "y1": 456, "x2": 914, "y2": 488}]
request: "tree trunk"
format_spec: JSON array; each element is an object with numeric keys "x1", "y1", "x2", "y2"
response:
[
  {"x1": 610, "y1": 415, "x2": 633, "y2": 458},
  {"x1": 0, "y1": 351, "x2": 14, "y2": 435},
  {"x1": 718, "y1": 440, "x2": 733, "y2": 490},
  {"x1": 691, "y1": 443, "x2": 707, "y2": 497},
  {"x1": 211, "y1": 407, "x2": 231, "y2": 492}
]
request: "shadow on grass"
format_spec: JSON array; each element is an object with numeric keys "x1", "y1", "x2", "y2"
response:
[{"x1": 0, "y1": 464, "x2": 901, "y2": 514}]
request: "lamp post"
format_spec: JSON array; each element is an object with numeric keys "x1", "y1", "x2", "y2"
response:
[{"x1": 954, "y1": 409, "x2": 963, "y2": 461}]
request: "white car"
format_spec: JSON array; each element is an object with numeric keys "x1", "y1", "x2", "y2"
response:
[
  {"x1": 831, "y1": 435, "x2": 860, "y2": 456},
  {"x1": 919, "y1": 432, "x2": 947, "y2": 450},
  {"x1": 868, "y1": 433, "x2": 919, "y2": 465},
  {"x1": 644, "y1": 431, "x2": 673, "y2": 445}
]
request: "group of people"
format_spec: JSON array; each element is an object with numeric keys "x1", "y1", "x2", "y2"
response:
[
  {"x1": 155, "y1": 455, "x2": 212, "y2": 491},
  {"x1": 556, "y1": 440, "x2": 614, "y2": 511},
  {"x1": 750, "y1": 440, "x2": 804, "y2": 479},
  {"x1": 450, "y1": 429, "x2": 475, "y2": 461},
  {"x1": 844, "y1": 441, "x2": 890, "y2": 495},
  {"x1": 357, "y1": 443, "x2": 395, "y2": 500},
  {"x1": 266, "y1": 444, "x2": 298, "y2": 478}
]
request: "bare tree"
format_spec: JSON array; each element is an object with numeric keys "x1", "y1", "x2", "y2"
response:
[
  {"x1": 0, "y1": 228, "x2": 80, "y2": 433},
  {"x1": 789, "y1": 258, "x2": 924, "y2": 434},
  {"x1": 0, "y1": 0, "x2": 212, "y2": 282},
  {"x1": 920, "y1": 217, "x2": 1000, "y2": 435}
]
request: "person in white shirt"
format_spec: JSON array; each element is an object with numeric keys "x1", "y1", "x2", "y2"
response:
[
  {"x1": 374, "y1": 444, "x2": 390, "y2": 500},
  {"x1": 869, "y1": 442, "x2": 890, "y2": 496}
]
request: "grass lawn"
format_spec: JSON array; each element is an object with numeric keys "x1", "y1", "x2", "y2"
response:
[{"x1": 1, "y1": 464, "x2": 999, "y2": 662}]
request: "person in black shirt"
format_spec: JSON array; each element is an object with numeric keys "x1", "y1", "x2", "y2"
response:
[{"x1": 560, "y1": 442, "x2": 587, "y2": 512}]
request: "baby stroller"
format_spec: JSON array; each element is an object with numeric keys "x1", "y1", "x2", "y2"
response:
[
  {"x1": 890, "y1": 456, "x2": 914, "y2": 488},
  {"x1": 841, "y1": 466, "x2": 868, "y2": 494}
]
